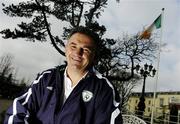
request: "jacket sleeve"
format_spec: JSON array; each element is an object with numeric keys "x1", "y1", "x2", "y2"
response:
[
  {"x1": 3, "y1": 70, "x2": 51, "y2": 124},
  {"x1": 94, "y1": 79, "x2": 123, "y2": 124}
]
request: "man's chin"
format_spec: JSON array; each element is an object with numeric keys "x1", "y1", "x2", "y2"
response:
[
  {"x1": 69, "y1": 64, "x2": 82, "y2": 70},
  {"x1": 68, "y1": 64, "x2": 88, "y2": 72}
]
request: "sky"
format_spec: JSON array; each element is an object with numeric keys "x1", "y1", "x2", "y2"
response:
[{"x1": 0, "y1": 0, "x2": 180, "y2": 92}]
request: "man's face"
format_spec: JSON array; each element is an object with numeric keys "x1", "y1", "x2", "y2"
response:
[{"x1": 65, "y1": 33, "x2": 96, "y2": 72}]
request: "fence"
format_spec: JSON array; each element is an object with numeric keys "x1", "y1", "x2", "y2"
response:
[{"x1": 122, "y1": 109, "x2": 180, "y2": 124}]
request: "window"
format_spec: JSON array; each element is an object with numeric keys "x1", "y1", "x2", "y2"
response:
[
  {"x1": 149, "y1": 100, "x2": 151, "y2": 105},
  {"x1": 148, "y1": 107, "x2": 151, "y2": 112},
  {"x1": 160, "y1": 98, "x2": 164, "y2": 107}
]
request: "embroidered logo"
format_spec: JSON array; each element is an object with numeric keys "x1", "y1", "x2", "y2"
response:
[
  {"x1": 82, "y1": 90, "x2": 93, "y2": 102},
  {"x1": 46, "y1": 86, "x2": 53, "y2": 91}
]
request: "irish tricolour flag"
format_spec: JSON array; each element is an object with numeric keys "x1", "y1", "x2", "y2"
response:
[{"x1": 140, "y1": 14, "x2": 162, "y2": 39}]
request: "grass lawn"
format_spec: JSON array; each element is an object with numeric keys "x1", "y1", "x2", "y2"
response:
[{"x1": 0, "y1": 97, "x2": 13, "y2": 123}]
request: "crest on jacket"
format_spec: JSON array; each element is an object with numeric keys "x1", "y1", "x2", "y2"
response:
[{"x1": 82, "y1": 90, "x2": 93, "y2": 102}]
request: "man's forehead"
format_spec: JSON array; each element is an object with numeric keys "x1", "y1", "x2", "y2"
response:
[{"x1": 68, "y1": 33, "x2": 95, "y2": 44}]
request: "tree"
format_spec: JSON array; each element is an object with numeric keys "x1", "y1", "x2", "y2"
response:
[
  {"x1": 100, "y1": 34, "x2": 158, "y2": 80},
  {"x1": 0, "y1": 0, "x2": 108, "y2": 56},
  {"x1": 0, "y1": 54, "x2": 13, "y2": 74},
  {"x1": 113, "y1": 70, "x2": 141, "y2": 112},
  {"x1": 0, "y1": 54, "x2": 27, "y2": 99},
  {"x1": 0, "y1": 54, "x2": 14, "y2": 78}
]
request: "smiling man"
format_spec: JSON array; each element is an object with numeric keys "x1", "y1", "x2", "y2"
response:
[
  {"x1": 65, "y1": 32, "x2": 95, "y2": 85},
  {"x1": 4, "y1": 26, "x2": 123, "y2": 124}
]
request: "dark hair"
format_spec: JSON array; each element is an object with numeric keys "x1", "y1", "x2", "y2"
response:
[{"x1": 68, "y1": 26, "x2": 100, "y2": 48}]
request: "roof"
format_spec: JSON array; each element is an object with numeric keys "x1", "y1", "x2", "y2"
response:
[{"x1": 130, "y1": 91, "x2": 180, "y2": 97}]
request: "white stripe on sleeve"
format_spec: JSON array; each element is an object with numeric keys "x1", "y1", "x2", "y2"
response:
[
  {"x1": 93, "y1": 68, "x2": 119, "y2": 107},
  {"x1": 7, "y1": 70, "x2": 51, "y2": 124},
  {"x1": 110, "y1": 108, "x2": 120, "y2": 124}
]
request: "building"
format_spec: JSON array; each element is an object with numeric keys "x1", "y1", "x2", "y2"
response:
[{"x1": 127, "y1": 91, "x2": 180, "y2": 123}]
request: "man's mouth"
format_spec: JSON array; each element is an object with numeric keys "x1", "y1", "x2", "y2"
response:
[{"x1": 71, "y1": 57, "x2": 82, "y2": 62}]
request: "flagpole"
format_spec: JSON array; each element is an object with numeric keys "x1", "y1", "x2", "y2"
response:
[{"x1": 150, "y1": 8, "x2": 165, "y2": 124}]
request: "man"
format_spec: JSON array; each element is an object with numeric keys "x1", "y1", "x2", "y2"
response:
[{"x1": 4, "y1": 26, "x2": 123, "y2": 124}]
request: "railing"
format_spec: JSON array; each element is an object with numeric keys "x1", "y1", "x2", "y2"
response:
[
  {"x1": 122, "y1": 114, "x2": 147, "y2": 124},
  {"x1": 122, "y1": 110, "x2": 180, "y2": 124}
]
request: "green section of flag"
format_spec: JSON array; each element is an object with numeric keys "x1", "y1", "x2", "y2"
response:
[
  {"x1": 154, "y1": 14, "x2": 161, "y2": 29},
  {"x1": 140, "y1": 13, "x2": 162, "y2": 39}
]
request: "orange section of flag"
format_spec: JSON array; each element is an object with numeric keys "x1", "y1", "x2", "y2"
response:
[
  {"x1": 140, "y1": 14, "x2": 162, "y2": 39},
  {"x1": 140, "y1": 30, "x2": 151, "y2": 39}
]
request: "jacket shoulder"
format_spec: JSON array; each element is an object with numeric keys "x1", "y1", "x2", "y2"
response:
[{"x1": 32, "y1": 65, "x2": 66, "y2": 86}]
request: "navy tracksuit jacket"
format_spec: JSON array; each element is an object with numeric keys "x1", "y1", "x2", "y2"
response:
[{"x1": 4, "y1": 65, "x2": 123, "y2": 124}]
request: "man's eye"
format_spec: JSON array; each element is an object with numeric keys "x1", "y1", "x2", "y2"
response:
[
  {"x1": 83, "y1": 48, "x2": 91, "y2": 53},
  {"x1": 71, "y1": 45, "x2": 76, "y2": 49}
]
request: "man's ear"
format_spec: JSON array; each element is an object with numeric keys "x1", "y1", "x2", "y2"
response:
[
  {"x1": 92, "y1": 44, "x2": 100, "y2": 64},
  {"x1": 93, "y1": 53, "x2": 98, "y2": 65},
  {"x1": 65, "y1": 44, "x2": 68, "y2": 56}
]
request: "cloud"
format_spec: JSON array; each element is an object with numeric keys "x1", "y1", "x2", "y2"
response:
[
  {"x1": 0, "y1": 37, "x2": 65, "y2": 84},
  {"x1": 158, "y1": 44, "x2": 180, "y2": 91}
]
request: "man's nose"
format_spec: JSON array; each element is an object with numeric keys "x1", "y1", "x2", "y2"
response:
[{"x1": 75, "y1": 47, "x2": 83, "y2": 56}]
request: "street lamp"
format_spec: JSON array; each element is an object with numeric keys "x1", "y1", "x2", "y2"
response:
[{"x1": 135, "y1": 63, "x2": 156, "y2": 118}]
